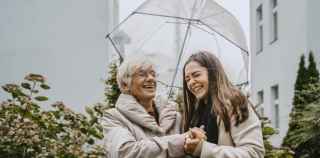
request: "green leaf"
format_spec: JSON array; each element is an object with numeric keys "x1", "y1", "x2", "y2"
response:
[
  {"x1": 34, "y1": 96, "x2": 48, "y2": 101},
  {"x1": 2, "y1": 84, "x2": 19, "y2": 93},
  {"x1": 85, "y1": 106, "x2": 94, "y2": 116},
  {"x1": 40, "y1": 84, "x2": 50, "y2": 90},
  {"x1": 87, "y1": 138, "x2": 95, "y2": 145},
  {"x1": 89, "y1": 117, "x2": 98, "y2": 125},
  {"x1": 21, "y1": 82, "x2": 31, "y2": 90},
  {"x1": 88, "y1": 128, "x2": 103, "y2": 139},
  {"x1": 263, "y1": 126, "x2": 276, "y2": 136},
  {"x1": 80, "y1": 127, "x2": 87, "y2": 134},
  {"x1": 31, "y1": 89, "x2": 39, "y2": 94},
  {"x1": 24, "y1": 73, "x2": 45, "y2": 83}
]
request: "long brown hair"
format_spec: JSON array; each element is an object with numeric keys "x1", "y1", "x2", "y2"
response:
[{"x1": 182, "y1": 51, "x2": 249, "y2": 132}]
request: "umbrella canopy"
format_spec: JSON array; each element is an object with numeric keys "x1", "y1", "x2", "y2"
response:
[{"x1": 106, "y1": 0, "x2": 249, "y2": 97}]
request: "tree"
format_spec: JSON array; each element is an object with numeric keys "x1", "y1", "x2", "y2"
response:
[
  {"x1": 303, "y1": 51, "x2": 320, "y2": 104},
  {"x1": 286, "y1": 99, "x2": 320, "y2": 158},
  {"x1": 261, "y1": 117, "x2": 293, "y2": 158},
  {"x1": 283, "y1": 55, "x2": 308, "y2": 148},
  {"x1": 104, "y1": 60, "x2": 121, "y2": 108},
  {"x1": 293, "y1": 55, "x2": 308, "y2": 106},
  {"x1": 306, "y1": 51, "x2": 320, "y2": 84},
  {"x1": 283, "y1": 55, "x2": 309, "y2": 148},
  {"x1": 283, "y1": 51, "x2": 320, "y2": 157},
  {"x1": 85, "y1": 59, "x2": 122, "y2": 131},
  {"x1": 0, "y1": 74, "x2": 105, "y2": 157},
  {"x1": 294, "y1": 101, "x2": 320, "y2": 158}
]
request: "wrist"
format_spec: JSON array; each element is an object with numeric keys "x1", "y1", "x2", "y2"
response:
[{"x1": 192, "y1": 139, "x2": 204, "y2": 157}]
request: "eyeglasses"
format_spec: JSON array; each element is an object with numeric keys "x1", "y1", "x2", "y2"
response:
[{"x1": 133, "y1": 69, "x2": 158, "y2": 79}]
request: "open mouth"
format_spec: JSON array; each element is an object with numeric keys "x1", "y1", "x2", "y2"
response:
[
  {"x1": 192, "y1": 85, "x2": 203, "y2": 93},
  {"x1": 143, "y1": 84, "x2": 155, "y2": 90}
]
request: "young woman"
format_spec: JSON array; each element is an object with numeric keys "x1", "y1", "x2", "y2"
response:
[{"x1": 182, "y1": 51, "x2": 265, "y2": 158}]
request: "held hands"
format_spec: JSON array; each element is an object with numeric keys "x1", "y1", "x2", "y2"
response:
[{"x1": 184, "y1": 125, "x2": 207, "y2": 155}]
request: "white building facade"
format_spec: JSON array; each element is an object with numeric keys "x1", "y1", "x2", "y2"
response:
[
  {"x1": 250, "y1": 0, "x2": 320, "y2": 146},
  {"x1": 0, "y1": 0, "x2": 119, "y2": 112}
]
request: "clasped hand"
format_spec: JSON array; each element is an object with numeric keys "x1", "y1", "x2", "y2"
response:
[{"x1": 184, "y1": 126, "x2": 207, "y2": 154}]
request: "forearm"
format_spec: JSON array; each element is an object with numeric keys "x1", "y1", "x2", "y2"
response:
[
  {"x1": 200, "y1": 141, "x2": 264, "y2": 158},
  {"x1": 107, "y1": 128, "x2": 185, "y2": 158}
]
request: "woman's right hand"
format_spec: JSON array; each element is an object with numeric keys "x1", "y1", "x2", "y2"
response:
[
  {"x1": 184, "y1": 126, "x2": 207, "y2": 154},
  {"x1": 190, "y1": 126, "x2": 207, "y2": 140}
]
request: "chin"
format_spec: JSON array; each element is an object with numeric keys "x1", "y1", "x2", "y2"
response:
[
  {"x1": 144, "y1": 92, "x2": 156, "y2": 99},
  {"x1": 195, "y1": 93, "x2": 206, "y2": 100}
]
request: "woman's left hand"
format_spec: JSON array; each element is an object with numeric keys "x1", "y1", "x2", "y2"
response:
[
  {"x1": 184, "y1": 127, "x2": 206, "y2": 154},
  {"x1": 184, "y1": 137, "x2": 201, "y2": 154}
]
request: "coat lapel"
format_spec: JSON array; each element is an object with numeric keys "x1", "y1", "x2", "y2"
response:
[{"x1": 115, "y1": 94, "x2": 177, "y2": 134}]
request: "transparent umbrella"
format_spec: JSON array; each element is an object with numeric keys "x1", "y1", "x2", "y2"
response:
[{"x1": 106, "y1": 0, "x2": 249, "y2": 97}]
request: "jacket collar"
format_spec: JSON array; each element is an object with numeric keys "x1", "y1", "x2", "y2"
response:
[{"x1": 115, "y1": 93, "x2": 177, "y2": 134}]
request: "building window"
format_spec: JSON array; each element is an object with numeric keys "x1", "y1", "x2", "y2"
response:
[
  {"x1": 271, "y1": 85, "x2": 279, "y2": 128},
  {"x1": 256, "y1": 5, "x2": 263, "y2": 53},
  {"x1": 270, "y1": 0, "x2": 278, "y2": 43},
  {"x1": 257, "y1": 90, "x2": 264, "y2": 116},
  {"x1": 274, "y1": 104, "x2": 279, "y2": 128},
  {"x1": 257, "y1": 90, "x2": 264, "y2": 104},
  {"x1": 271, "y1": 85, "x2": 279, "y2": 99}
]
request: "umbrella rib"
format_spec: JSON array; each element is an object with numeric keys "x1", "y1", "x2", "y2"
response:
[
  {"x1": 157, "y1": 80, "x2": 182, "y2": 89},
  {"x1": 168, "y1": 21, "x2": 192, "y2": 97},
  {"x1": 165, "y1": 21, "x2": 189, "y2": 25},
  {"x1": 136, "y1": 22, "x2": 167, "y2": 53},
  {"x1": 107, "y1": 36, "x2": 124, "y2": 63},
  {"x1": 199, "y1": 20, "x2": 249, "y2": 56},
  {"x1": 105, "y1": 12, "x2": 135, "y2": 39},
  {"x1": 134, "y1": 11, "x2": 197, "y2": 22},
  {"x1": 235, "y1": 81, "x2": 249, "y2": 88},
  {"x1": 189, "y1": 23, "x2": 222, "y2": 57},
  {"x1": 199, "y1": 10, "x2": 226, "y2": 21}
]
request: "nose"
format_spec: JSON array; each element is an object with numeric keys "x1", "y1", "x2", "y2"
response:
[
  {"x1": 188, "y1": 78, "x2": 196, "y2": 87},
  {"x1": 146, "y1": 73, "x2": 156, "y2": 81}
]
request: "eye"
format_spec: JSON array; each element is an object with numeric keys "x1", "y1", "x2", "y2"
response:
[
  {"x1": 138, "y1": 72, "x2": 145, "y2": 77},
  {"x1": 192, "y1": 72, "x2": 201, "y2": 78},
  {"x1": 135, "y1": 70, "x2": 146, "y2": 78},
  {"x1": 149, "y1": 71, "x2": 156, "y2": 77},
  {"x1": 185, "y1": 76, "x2": 190, "y2": 83}
]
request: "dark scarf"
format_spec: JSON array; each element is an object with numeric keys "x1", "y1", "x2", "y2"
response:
[
  {"x1": 191, "y1": 102, "x2": 219, "y2": 144},
  {"x1": 198, "y1": 103, "x2": 219, "y2": 144}
]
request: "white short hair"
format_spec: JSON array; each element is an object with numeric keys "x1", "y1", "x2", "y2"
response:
[{"x1": 117, "y1": 54, "x2": 154, "y2": 93}]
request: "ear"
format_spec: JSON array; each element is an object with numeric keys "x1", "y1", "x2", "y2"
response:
[{"x1": 120, "y1": 81, "x2": 130, "y2": 93}]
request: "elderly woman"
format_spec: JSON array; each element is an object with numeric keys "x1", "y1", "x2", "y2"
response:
[{"x1": 100, "y1": 55, "x2": 186, "y2": 158}]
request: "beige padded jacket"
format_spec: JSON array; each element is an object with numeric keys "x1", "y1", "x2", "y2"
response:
[
  {"x1": 194, "y1": 106, "x2": 265, "y2": 158},
  {"x1": 100, "y1": 94, "x2": 185, "y2": 158}
]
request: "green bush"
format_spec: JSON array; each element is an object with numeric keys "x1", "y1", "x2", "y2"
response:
[{"x1": 0, "y1": 74, "x2": 105, "y2": 158}]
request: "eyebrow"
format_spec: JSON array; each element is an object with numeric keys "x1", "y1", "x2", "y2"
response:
[
  {"x1": 191, "y1": 70, "x2": 201, "y2": 75},
  {"x1": 186, "y1": 70, "x2": 201, "y2": 77}
]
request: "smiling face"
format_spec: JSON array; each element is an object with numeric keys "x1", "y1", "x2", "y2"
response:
[
  {"x1": 184, "y1": 61, "x2": 209, "y2": 100},
  {"x1": 130, "y1": 65, "x2": 157, "y2": 102}
]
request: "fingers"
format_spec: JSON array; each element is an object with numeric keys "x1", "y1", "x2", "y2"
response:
[
  {"x1": 184, "y1": 137, "x2": 200, "y2": 154},
  {"x1": 186, "y1": 138, "x2": 200, "y2": 144},
  {"x1": 190, "y1": 129, "x2": 205, "y2": 138},
  {"x1": 184, "y1": 126, "x2": 207, "y2": 154},
  {"x1": 190, "y1": 127, "x2": 207, "y2": 141},
  {"x1": 184, "y1": 125, "x2": 207, "y2": 144}
]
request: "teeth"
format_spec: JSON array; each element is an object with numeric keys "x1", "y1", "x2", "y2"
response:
[{"x1": 193, "y1": 86, "x2": 202, "y2": 92}]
